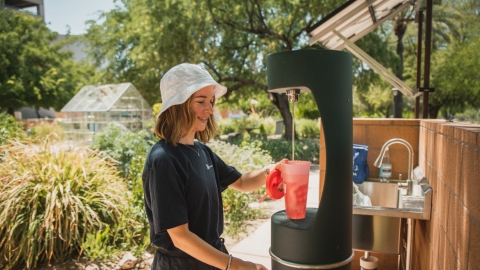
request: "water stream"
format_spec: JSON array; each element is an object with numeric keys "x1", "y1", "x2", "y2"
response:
[{"x1": 292, "y1": 102, "x2": 295, "y2": 161}]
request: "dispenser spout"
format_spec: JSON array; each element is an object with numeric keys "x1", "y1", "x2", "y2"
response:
[{"x1": 286, "y1": 89, "x2": 301, "y2": 103}]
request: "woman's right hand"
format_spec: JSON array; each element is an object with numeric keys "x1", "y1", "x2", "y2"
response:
[
  {"x1": 254, "y1": 263, "x2": 268, "y2": 270},
  {"x1": 232, "y1": 257, "x2": 268, "y2": 270}
]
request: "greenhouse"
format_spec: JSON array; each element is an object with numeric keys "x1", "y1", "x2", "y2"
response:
[{"x1": 60, "y1": 83, "x2": 153, "y2": 142}]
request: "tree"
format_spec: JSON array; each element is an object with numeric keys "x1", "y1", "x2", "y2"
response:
[
  {"x1": 429, "y1": 37, "x2": 480, "y2": 117},
  {"x1": 83, "y1": 0, "x2": 345, "y2": 140},
  {"x1": 353, "y1": 0, "x2": 480, "y2": 119},
  {"x1": 401, "y1": 0, "x2": 480, "y2": 118},
  {"x1": 427, "y1": 0, "x2": 480, "y2": 118},
  {"x1": 0, "y1": 9, "x2": 94, "y2": 116},
  {"x1": 391, "y1": 9, "x2": 416, "y2": 118}
]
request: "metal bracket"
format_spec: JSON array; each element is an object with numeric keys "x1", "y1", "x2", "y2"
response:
[
  {"x1": 333, "y1": 30, "x2": 421, "y2": 98},
  {"x1": 418, "y1": 87, "x2": 435, "y2": 92}
]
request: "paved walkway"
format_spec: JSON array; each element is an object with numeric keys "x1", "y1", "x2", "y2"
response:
[{"x1": 229, "y1": 168, "x2": 321, "y2": 269}]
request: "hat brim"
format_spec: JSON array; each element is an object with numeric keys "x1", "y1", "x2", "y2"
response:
[{"x1": 158, "y1": 82, "x2": 227, "y2": 117}]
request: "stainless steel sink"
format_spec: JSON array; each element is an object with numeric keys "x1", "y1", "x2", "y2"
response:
[
  {"x1": 355, "y1": 181, "x2": 399, "y2": 208},
  {"x1": 353, "y1": 178, "x2": 432, "y2": 220},
  {"x1": 352, "y1": 167, "x2": 432, "y2": 269},
  {"x1": 352, "y1": 178, "x2": 432, "y2": 255}
]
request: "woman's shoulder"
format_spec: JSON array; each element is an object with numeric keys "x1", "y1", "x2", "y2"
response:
[{"x1": 147, "y1": 140, "x2": 179, "y2": 164}]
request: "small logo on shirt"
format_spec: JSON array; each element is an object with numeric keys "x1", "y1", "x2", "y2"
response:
[{"x1": 206, "y1": 164, "x2": 213, "y2": 170}]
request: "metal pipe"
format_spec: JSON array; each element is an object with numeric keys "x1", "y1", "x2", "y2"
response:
[
  {"x1": 415, "y1": 10, "x2": 423, "y2": 119},
  {"x1": 406, "y1": 218, "x2": 414, "y2": 270},
  {"x1": 423, "y1": 0, "x2": 433, "y2": 118}
]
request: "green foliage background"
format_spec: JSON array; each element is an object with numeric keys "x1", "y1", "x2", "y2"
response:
[
  {"x1": 88, "y1": 125, "x2": 156, "y2": 257},
  {"x1": 0, "y1": 9, "x2": 98, "y2": 114},
  {"x1": 207, "y1": 140, "x2": 273, "y2": 238},
  {"x1": 2, "y1": 0, "x2": 480, "y2": 267},
  {"x1": 0, "y1": 113, "x2": 25, "y2": 145}
]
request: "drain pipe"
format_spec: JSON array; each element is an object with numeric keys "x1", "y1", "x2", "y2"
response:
[{"x1": 406, "y1": 218, "x2": 414, "y2": 270}]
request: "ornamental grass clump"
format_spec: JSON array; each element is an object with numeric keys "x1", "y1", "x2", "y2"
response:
[{"x1": 0, "y1": 137, "x2": 127, "y2": 270}]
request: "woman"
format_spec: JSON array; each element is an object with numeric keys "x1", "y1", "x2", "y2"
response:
[{"x1": 143, "y1": 63, "x2": 284, "y2": 270}]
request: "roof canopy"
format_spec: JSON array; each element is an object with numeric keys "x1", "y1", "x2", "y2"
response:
[
  {"x1": 307, "y1": 0, "x2": 422, "y2": 97},
  {"x1": 61, "y1": 83, "x2": 147, "y2": 112}
]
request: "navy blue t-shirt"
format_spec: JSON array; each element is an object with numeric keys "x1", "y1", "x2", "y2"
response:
[{"x1": 142, "y1": 139, "x2": 241, "y2": 254}]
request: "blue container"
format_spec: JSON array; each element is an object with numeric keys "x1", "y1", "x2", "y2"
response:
[{"x1": 353, "y1": 144, "x2": 369, "y2": 184}]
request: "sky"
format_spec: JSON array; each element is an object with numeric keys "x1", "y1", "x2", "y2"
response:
[{"x1": 44, "y1": 0, "x2": 121, "y2": 35}]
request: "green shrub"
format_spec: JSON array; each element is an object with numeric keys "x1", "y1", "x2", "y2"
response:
[
  {"x1": 217, "y1": 117, "x2": 277, "y2": 136},
  {"x1": 217, "y1": 117, "x2": 319, "y2": 138},
  {"x1": 88, "y1": 125, "x2": 156, "y2": 257},
  {"x1": 152, "y1": 103, "x2": 162, "y2": 116},
  {"x1": 261, "y1": 118, "x2": 277, "y2": 135},
  {"x1": 217, "y1": 118, "x2": 238, "y2": 135},
  {"x1": 90, "y1": 124, "x2": 156, "y2": 180},
  {"x1": 258, "y1": 124, "x2": 266, "y2": 134},
  {"x1": 0, "y1": 137, "x2": 128, "y2": 270},
  {"x1": 230, "y1": 137, "x2": 320, "y2": 164},
  {"x1": 207, "y1": 140, "x2": 273, "y2": 239},
  {"x1": 295, "y1": 118, "x2": 320, "y2": 138},
  {"x1": 208, "y1": 140, "x2": 273, "y2": 172},
  {"x1": 0, "y1": 113, "x2": 25, "y2": 145},
  {"x1": 295, "y1": 92, "x2": 320, "y2": 119},
  {"x1": 82, "y1": 200, "x2": 150, "y2": 260},
  {"x1": 455, "y1": 108, "x2": 480, "y2": 124},
  {"x1": 263, "y1": 139, "x2": 319, "y2": 163}
]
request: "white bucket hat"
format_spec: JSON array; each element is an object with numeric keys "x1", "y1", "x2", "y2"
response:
[{"x1": 158, "y1": 63, "x2": 227, "y2": 117}]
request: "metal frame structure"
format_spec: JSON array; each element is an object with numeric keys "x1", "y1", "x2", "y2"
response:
[
  {"x1": 60, "y1": 83, "x2": 152, "y2": 142},
  {"x1": 2, "y1": 0, "x2": 44, "y2": 18},
  {"x1": 307, "y1": 0, "x2": 434, "y2": 117}
]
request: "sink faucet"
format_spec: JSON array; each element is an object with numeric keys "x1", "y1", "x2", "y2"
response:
[{"x1": 374, "y1": 138, "x2": 415, "y2": 195}]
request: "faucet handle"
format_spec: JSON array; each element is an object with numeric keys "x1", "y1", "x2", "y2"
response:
[{"x1": 398, "y1": 179, "x2": 413, "y2": 196}]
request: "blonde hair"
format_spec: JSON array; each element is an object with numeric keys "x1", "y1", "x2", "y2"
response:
[{"x1": 154, "y1": 96, "x2": 218, "y2": 146}]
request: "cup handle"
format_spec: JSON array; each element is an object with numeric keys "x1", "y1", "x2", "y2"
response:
[{"x1": 266, "y1": 169, "x2": 284, "y2": 200}]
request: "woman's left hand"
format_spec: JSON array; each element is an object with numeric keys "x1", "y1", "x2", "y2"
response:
[{"x1": 266, "y1": 159, "x2": 288, "y2": 191}]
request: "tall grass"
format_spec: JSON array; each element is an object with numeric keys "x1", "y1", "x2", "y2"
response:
[
  {"x1": 32, "y1": 122, "x2": 64, "y2": 140},
  {"x1": 0, "y1": 136, "x2": 128, "y2": 270}
]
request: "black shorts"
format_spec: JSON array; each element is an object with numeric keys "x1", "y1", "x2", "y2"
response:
[{"x1": 151, "y1": 238, "x2": 229, "y2": 270}]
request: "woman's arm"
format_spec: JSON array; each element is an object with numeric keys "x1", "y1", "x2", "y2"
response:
[
  {"x1": 167, "y1": 223, "x2": 267, "y2": 270},
  {"x1": 229, "y1": 159, "x2": 287, "y2": 192}
]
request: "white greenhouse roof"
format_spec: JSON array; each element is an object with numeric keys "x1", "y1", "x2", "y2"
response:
[{"x1": 61, "y1": 83, "x2": 146, "y2": 112}]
